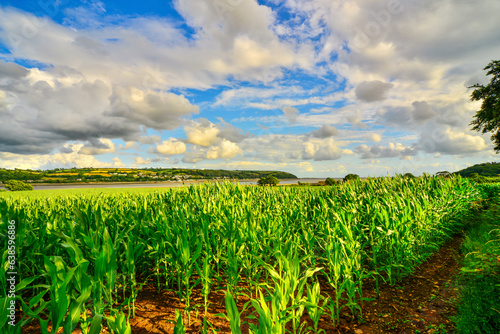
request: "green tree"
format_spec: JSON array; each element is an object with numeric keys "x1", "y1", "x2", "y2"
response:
[
  {"x1": 257, "y1": 176, "x2": 279, "y2": 186},
  {"x1": 5, "y1": 180, "x2": 34, "y2": 191},
  {"x1": 435, "y1": 171, "x2": 451, "y2": 178},
  {"x1": 325, "y1": 177, "x2": 338, "y2": 185},
  {"x1": 343, "y1": 174, "x2": 360, "y2": 182},
  {"x1": 470, "y1": 60, "x2": 500, "y2": 152}
]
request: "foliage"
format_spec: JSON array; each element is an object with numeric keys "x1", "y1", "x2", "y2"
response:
[
  {"x1": 0, "y1": 167, "x2": 297, "y2": 184},
  {"x1": 454, "y1": 191, "x2": 500, "y2": 333},
  {"x1": 470, "y1": 60, "x2": 500, "y2": 152},
  {"x1": 478, "y1": 183, "x2": 500, "y2": 199},
  {"x1": 0, "y1": 177, "x2": 480, "y2": 332},
  {"x1": 257, "y1": 176, "x2": 280, "y2": 186},
  {"x1": 467, "y1": 173, "x2": 500, "y2": 184},
  {"x1": 435, "y1": 171, "x2": 451, "y2": 178},
  {"x1": 343, "y1": 174, "x2": 360, "y2": 182},
  {"x1": 403, "y1": 173, "x2": 416, "y2": 179},
  {"x1": 454, "y1": 162, "x2": 500, "y2": 177},
  {"x1": 4, "y1": 180, "x2": 33, "y2": 191},
  {"x1": 324, "y1": 177, "x2": 338, "y2": 185}
]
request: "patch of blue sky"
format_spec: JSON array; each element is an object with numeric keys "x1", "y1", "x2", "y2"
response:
[
  {"x1": 0, "y1": 0, "x2": 35, "y2": 12},
  {"x1": 9, "y1": 58, "x2": 51, "y2": 70},
  {"x1": 273, "y1": 3, "x2": 306, "y2": 27},
  {"x1": 0, "y1": 1, "x2": 45, "y2": 15},
  {"x1": 280, "y1": 67, "x2": 345, "y2": 93},
  {"x1": 1, "y1": 0, "x2": 79, "y2": 26},
  {"x1": 105, "y1": 0, "x2": 196, "y2": 38},
  {"x1": 98, "y1": 0, "x2": 175, "y2": 17},
  {"x1": 100, "y1": 0, "x2": 197, "y2": 39},
  {"x1": 0, "y1": 42, "x2": 12, "y2": 56},
  {"x1": 198, "y1": 108, "x2": 262, "y2": 134},
  {"x1": 170, "y1": 86, "x2": 249, "y2": 126},
  {"x1": 382, "y1": 130, "x2": 413, "y2": 137},
  {"x1": 4, "y1": 1, "x2": 197, "y2": 40},
  {"x1": 257, "y1": 0, "x2": 282, "y2": 11},
  {"x1": 370, "y1": 124, "x2": 387, "y2": 130},
  {"x1": 173, "y1": 86, "x2": 225, "y2": 105}
]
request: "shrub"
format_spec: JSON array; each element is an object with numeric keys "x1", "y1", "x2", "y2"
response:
[
  {"x1": 436, "y1": 171, "x2": 451, "y2": 178},
  {"x1": 343, "y1": 174, "x2": 360, "y2": 182},
  {"x1": 324, "y1": 177, "x2": 338, "y2": 186},
  {"x1": 257, "y1": 176, "x2": 279, "y2": 186},
  {"x1": 5, "y1": 180, "x2": 34, "y2": 191}
]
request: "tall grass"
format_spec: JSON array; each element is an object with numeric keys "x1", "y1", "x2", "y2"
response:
[{"x1": 454, "y1": 185, "x2": 500, "y2": 333}]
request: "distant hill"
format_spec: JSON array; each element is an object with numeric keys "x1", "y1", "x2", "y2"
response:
[
  {"x1": 454, "y1": 162, "x2": 500, "y2": 177},
  {"x1": 0, "y1": 167, "x2": 298, "y2": 184}
]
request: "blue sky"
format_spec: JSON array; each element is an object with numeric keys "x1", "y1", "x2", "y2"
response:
[{"x1": 0, "y1": 0, "x2": 499, "y2": 177}]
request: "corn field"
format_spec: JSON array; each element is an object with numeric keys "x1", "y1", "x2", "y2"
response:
[{"x1": 0, "y1": 175, "x2": 479, "y2": 333}]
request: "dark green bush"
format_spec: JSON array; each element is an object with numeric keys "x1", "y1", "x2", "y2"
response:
[
  {"x1": 257, "y1": 176, "x2": 279, "y2": 186},
  {"x1": 5, "y1": 180, "x2": 34, "y2": 191},
  {"x1": 325, "y1": 177, "x2": 338, "y2": 185},
  {"x1": 343, "y1": 174, "x2": 360, "y2": 182}
]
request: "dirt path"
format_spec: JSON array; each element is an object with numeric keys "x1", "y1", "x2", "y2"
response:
[{"x1": 350, "y1": 236, "x2": 463, "y2": 334}]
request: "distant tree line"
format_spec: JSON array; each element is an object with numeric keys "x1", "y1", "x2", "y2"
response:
[
  {"x1": 454, "y1": 162, "x2": 500, "y2": 177},
  {"x1": 0, "y1": 167, "x2": 298, "y2": 184}
]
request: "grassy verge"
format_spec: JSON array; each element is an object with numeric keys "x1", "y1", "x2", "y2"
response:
[{"x1": 454, "y1": 184, "x2": 500, "y2": 333}]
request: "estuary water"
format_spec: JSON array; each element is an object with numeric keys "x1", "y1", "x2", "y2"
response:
[{"x1": 1, "y1": 178, "x2": 334, "y2": 191}]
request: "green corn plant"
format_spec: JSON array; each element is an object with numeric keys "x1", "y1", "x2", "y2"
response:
[
  {"x1": 224, "y1": 290, "x2": 243, "y2": 334},
  {"x1": 248, "y1": 289, "x2": 289, "y2": 334},
  {"x1": 200, "y1": 317, "x2": 219, "y2": 334},
  {"x1": 93, "y1": 227, "x2": 118, "y2": 313},
  {"x1": 59, "y1": 235, "x2": 94, "y2": 332},
  {"x1": 226, "y1": 241, "x2": 245, "y2": 294},
  {"x1": 63, "y1": 284, "x2": 92, "y2": 333},
  {"x1": 173, "y1": 309, "x2": 186, "y2": 334},
  {"x1": 88, "y1": 314, "x2": 103, "y2": 334},
  {"x1": 176, "y1": 232, "x2": 202, "y2": 308},
  {"x1": 39, "y1": 255, "x2": 93, "y2": 334},
  {"x1": 322, "y1": 240, "x2": 343, "y2": 325},
  {"x1": 304, "y1": 281, "x2": 326, "y2": 334},
  {"x1": 336, "y1": 212, "x2": 364, "y2": 319},
  {"x1": 0, "y1": 177, "x2": 482, "y2": 334},
  {"x1": 123, "y1": 237, "x2": 144, "y2": 318},
  {"x1": 2, "y1": 273, "x2": 44, "y2": 334},
  {"x1": 195, "y1": 256, "x2": 212, "y2": 315},
  {"x1": 105, "y1": 309, "x2": 131, "y2": 334},
  {"x1": 0, "y1": 296, "x2": 19, "y2": 334},
  {"x1": 261, "y1": 251, "x2": 322, "y2": 334}
]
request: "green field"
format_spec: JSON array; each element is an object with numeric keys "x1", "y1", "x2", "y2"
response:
[{"x1": 0, "y1": 176, "x2": 487, "y2": 333}]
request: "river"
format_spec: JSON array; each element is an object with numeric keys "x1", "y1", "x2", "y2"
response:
[{"x1": 0, "y1": 178, "x2": 336, "y2": 191}]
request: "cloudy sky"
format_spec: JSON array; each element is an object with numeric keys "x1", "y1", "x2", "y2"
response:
[{"x1": 0, "y1": 0, "x2": 499, "y2": 177}]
